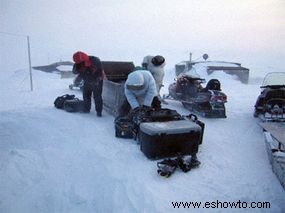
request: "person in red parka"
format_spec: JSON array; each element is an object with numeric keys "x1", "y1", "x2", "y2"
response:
[{"x1": 72, "y1": 51, "x2": 104, "y2": 116}]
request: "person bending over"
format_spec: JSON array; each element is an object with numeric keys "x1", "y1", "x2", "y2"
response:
[
  {"x1": 72, "y1": 51, "x2": 104, "y2": 117},
  {"x1": 119, "y1": 69, "x2": 161, "y2": 117}
]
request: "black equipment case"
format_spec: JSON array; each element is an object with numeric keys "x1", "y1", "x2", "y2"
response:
[
  {"x1": 186, "y1": 114, "x2": 205, "y2": 144},
  {"x1": 114, "y1": 117, "x2": 134, "y2": 139},
  {"x1": 139, "y1": 120, "x2": 201, "y2": 159},
  {"x1": 63, "y1": 99, "x2": 85, "y2": 112}
]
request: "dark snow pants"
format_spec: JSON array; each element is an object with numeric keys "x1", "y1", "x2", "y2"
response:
[{"x1": 83, "y1": 80, "x2": 103, "y2": 113}]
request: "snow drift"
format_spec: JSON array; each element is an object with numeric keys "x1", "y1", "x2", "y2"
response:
[{"x1": 0, "y1": 67, "x2": 284, "y2": 212}]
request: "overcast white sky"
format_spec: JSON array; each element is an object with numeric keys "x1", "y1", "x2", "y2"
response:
[{"x1": 1, "y1": 0, "x2": 285, "y2": 72}]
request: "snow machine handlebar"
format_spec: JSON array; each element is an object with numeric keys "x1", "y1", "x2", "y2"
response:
[{"x1": 175, "y1": 76, "x2": 206, "y2": 83}]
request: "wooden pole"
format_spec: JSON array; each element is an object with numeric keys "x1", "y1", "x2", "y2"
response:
[{"x1": 27, "y1": 36, "x2": 33, "y2": 91}]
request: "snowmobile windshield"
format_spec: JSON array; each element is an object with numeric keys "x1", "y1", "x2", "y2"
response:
[{"x1": 262, "y1": 72, "x2": 285, "y2": 87}]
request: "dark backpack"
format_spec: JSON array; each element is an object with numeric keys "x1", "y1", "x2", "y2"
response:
[
  {"x1": 54, "y1": 94, "x2": 76, "y2": 109},
  {"x1": 114, "y1": 116, "x2": 134, "y2": 139}
]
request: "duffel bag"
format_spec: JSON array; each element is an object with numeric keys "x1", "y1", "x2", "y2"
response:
[
  {"x1": 63, "y1": 99, "x2": 85, "y2": 112},
  {"x1": 132, "y1": 107, "x2": 183, "y2": 124},
  {"x1": 147, "y1": 108, "x2": 183, "y2": 122},
  {"x1": 54, "y1": 94, "x2": 75, "y2": 109}
]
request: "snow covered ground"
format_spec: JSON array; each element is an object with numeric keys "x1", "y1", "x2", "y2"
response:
[{"x1": 0, "y1": 66, "x2": 285, "y2": 213}]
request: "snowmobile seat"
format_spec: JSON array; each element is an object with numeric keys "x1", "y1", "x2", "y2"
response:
[
  {"x1": 264, "y1": 89, "x2": 285, "y2": 102},
  {"x1": 204, "y1": 79, "x2": 221, "y2": 91},
  {"x1": 185, "y1": 84, "x2": 199, "y2": 97}
]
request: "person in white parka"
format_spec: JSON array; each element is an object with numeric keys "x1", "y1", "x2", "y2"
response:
[
  {"x1": 142, "y1": 55, "x2": 165, "y2": 99},
  {"x1": 118, "y1": 69, "x2": 161, "y2": 117}
]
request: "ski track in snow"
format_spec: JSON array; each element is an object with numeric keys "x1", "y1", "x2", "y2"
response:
[{"x1": 0, "y1": 69, "x2": 284, "y2": 213}]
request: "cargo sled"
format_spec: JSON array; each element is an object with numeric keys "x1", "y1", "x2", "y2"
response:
[
  {"x1": 259, "y1": 122, "x2": 285, "y2": 189},
  {"x1": 254, "y1": 72, "x2": 285, "y2": 122},
  {"x1": 175, "y1": 60, "x2": 249, "y2": 84},
  {"x1": 102, "y1": 61, "x2": 135, "y2": 116},
  {"x1": 165, "y1": 74, "x2": 227, "y2": 118}
]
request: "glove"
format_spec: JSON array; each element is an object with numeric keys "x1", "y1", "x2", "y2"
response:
[
  {"x1": 129, "y1": 106, "x2": 149, "y2": 123},
  {"x1": 151, "y1": 98, "x2": 161, "y2": 110},
  {"x1": 133, "y1": 106, "x2": 141, "y2": 112},
  {"x1": 142, "y1": 105, "x2": 152, "y2": 111},
  {"x1": 128, "y1": 106, "x2": 141, "y2": 119}
]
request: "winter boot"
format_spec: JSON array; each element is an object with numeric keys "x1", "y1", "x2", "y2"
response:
[
  {"x1": 190, "y1": 154, "x2": 201, "y2": 168},
  {"x1": 177, "y1": 155, "x2": 193, "y2": 173},
  {"x1": 157, "y1": 158, "x2": 178, "y2": 178}
]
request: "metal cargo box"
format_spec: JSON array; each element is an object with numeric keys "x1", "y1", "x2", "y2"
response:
[{"x1": 102, "y1": 61, "x2": 134, "y2": 116}]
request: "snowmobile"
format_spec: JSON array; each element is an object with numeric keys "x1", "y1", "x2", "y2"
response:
[
  {"x1": 165, "y1": 74, "x2": 227, "y2": 118},
  {"x1": 255, "y1": 72, "x2": 285, "y2": 189},
  {"x1": 254, "y1": 72, "x2": 285, "y2": 122},
  {"x1": 69, "y1": 75, "x2": 84, "y2": 90}
]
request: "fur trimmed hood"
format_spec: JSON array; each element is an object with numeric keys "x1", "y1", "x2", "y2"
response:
[{"x1": 73, "y1": 51, "x2": 91, "y2": 67}]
